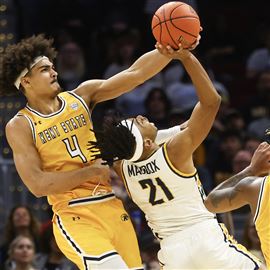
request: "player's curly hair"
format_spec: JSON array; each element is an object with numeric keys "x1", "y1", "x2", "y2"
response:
[
  {"x1": 88, "y1": 116, "x2": 136, "y2": 166},
  {"x1": 0, "y1": 34, "x2": 57, "y2": 96}
]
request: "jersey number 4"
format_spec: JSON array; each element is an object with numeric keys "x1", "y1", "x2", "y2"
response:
[
  {"x1": 139, "y1": 177, "x2": 174, "y2": 205},
  {"x1": 62, "y1": 135, "x2": 87, "y2": 163}
]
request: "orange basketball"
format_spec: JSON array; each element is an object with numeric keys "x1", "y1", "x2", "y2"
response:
[{"x1": 152, "y1": 1, "x2": 200, "y2": 49}]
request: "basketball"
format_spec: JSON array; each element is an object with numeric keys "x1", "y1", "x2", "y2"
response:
[{"x1": 151, "y1": 1, "x2": 200, "y2": 49}]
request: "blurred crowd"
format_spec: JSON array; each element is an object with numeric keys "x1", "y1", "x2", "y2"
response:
[{"x1": 0, "y1": 0, "x2": 269, "y2": 269}]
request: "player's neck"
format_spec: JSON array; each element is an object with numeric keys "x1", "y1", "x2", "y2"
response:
[
  {"x1": 27, "y1": 95, "x2": 62, "y2": 115},
  {"x1": 139, "y1": 144, "x2": 159, "y2": 161}
]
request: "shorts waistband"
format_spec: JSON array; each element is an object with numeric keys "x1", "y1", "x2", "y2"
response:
[{"x1": 68, "y1": 192, "x2": 116, "y2": 207}]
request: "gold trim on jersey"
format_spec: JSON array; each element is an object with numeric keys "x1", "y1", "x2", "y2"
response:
[
  {"x1": 162, "y1": 143, "x2": 197, "y2": 178},
  {"x1": 26, "y1": 96, "x2": 66, "y2": 118},
  {"x1": 55, "y1": 215, "x2": 120, "y2": 268},
  {"x1": 218, "y1": 223, "x2": 261, "y2": 268},
  {"x1": 67, "y1": 91, "x2": 90, "y2": 116},
  {"x1": 120, "y1": 161, "x2": 132, "y2": 199},
  {"x1": 254, "y1": 176, "x2": 267, "y2": 223}
]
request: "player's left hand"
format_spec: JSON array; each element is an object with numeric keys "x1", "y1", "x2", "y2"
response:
[{"x1": 155, "y1": 42, "x2": 192, "y2": 60}]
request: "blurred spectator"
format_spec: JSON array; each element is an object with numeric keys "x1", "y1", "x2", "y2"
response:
[
  {"x1": 244, "y1": 134, "x2": 262, "y2": 155},
  {"x1": 56, "y1": 41, "x2": 88, "y2": 91},
  {"x1": 0, "y1": 206, "x2": 40, "y2": 266},
  {"x1": 246, "y1": 26, "x2": 270, "y2": 79},
  {"x1": 4, "y1": 235, "x2": 37, "y2": 270},
  {"x1": 242, "y1": 214, "x2": 265, "y2": 264},
  {"x1": 35, "y1": 224, "x2": 78, "y2": 270},
  {"x1": 103, "y1": 29, "x2": 163, "y2": 117},
  {"x1": 115, "y1": 78, "x2": 163, "y2": 117},
  {"x1": 207, "y1": 130, "x2": 243, "y2": 185},
  {"x1": 247, "y1": 117, "x2": 270, "y2": 140},
  {"x1": 163, "y1": 62, "x2": 184, "y2": 88},
  {"x1": 223, "y1": 110, "x2": 246, "y2": 136},
  {"x1": 242, "y1": 69, "x2": 270, "y2": 123},
  {"x1": 144, "y1": 87, "x2": 171, "y2": 129},
  {"x1": 103, "y1": 29, "x2": 141, "y2": 79},
  {"x1": 232, "y1": 150, "x2": 252, "y2": 175},
  {"x1": 165, "y1": 70, "x2": 198, "y2": 115}
]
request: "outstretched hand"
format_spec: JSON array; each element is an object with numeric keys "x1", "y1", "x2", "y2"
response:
[
  {"x1": 155, "y1": 34, "x2": 201, "y2": 61},
  {"x1": 250, "y1": 142, "x2": 270, "y2": 176}
]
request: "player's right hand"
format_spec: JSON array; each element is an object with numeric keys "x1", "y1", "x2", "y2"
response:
[
  {"x1": 250, "y1": 142, "x2": 270, "y2": 176},
  {"x1": 89, "y1": 159, "x2": 111, "y2": 185}
]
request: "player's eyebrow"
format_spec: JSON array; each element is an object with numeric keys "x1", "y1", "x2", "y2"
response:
[{"x1": 37, "y1": 64, "x2": 52, "y2": 70}]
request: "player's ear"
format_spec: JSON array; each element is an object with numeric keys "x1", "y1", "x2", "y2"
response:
[
  {"x1": 21, "y1": 77, "x2": 31, "y2": 88},
  {"x1": 144, "y1": 138, "x2": 152, "y2": 149}
]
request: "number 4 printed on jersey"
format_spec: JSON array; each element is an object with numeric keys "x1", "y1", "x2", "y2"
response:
[{"x1": 62, "y1": 135, "x2": 87, "y2": 163}]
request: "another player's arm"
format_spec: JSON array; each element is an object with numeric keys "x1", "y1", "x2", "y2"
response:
[
  {"x1": 204, "y1": 174, "x2": 255, "y2": 213},
  {"x1": 73, "y1": 48, "x2": 172, "y2": 107},
  {"x1": 205, "y1": 142, "x2": 270, "y2": 213},
  {"x1": 6, "y1": 117, "x2": 109, "y2": 197}
]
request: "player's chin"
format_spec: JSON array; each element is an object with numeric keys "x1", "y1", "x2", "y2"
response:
[{"x1": 52, "y1": 82, "x2": 61, "y2": 93}]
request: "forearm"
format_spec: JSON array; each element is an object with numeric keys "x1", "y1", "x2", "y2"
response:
[
  {"x1": 204, "y1": 167, "x2": 253, "y2": 213},
  {"x1": 129, "y1": 49, "x2": 171, "y2": 82},
  {"x1": 181, "y1": 54, "x2": 220, "y2": 106},
  {"x1": 25, "y1": 166, "x2": 107, "y2": 197},
  {"x1": 210, "y1": 166, "x2": 253, "y2": 192}
]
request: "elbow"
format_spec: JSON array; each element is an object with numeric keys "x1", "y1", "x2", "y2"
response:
[
  {"x1": 26, "y1": 175, "x2": 47, "y2": 198},
  {"x1": 216, "y1": 94, "x2": 222, "y2": 106},
  {"x1": 29, "y1": 186, "x2": 45, "y2": 198},
  {"x1": 206, "y1": 94, "x2": 221, "y2": 112},
  {"x1": 204, "y1": 197, "x2": 217, "y2": 213},
  {"x1": 211, "y1": 94, "x2": 222, "y2": 108}
]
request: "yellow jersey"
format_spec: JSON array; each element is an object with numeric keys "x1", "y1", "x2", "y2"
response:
[
  {"x1": 254, "y1": 175, "x2": 270, "y2": 268},
  {"x1": 17, "y1": 91, "x2": 112, "y2": 212}
]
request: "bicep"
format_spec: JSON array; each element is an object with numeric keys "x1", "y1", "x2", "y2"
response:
[
  {"x1": 204, "y1": 185, "x2": 248, "y2": 213},
  {"x1": 6, "y1": 119, "x2": 43, "y2": 196}
]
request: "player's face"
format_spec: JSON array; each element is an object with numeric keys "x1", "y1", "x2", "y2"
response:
[
  {"x1": 133, "y1": 115, "x2": 158, "y2": 141},
  {"x1": 23, "y1": 59, "x2": 61, "y2": 96}
]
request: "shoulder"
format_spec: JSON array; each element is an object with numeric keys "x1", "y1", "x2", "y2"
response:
[
  {"x1": 73, "y1": 79, "x2": 104, "y2": 96},
  {"x1": 73, "y1": 79, "x2": 104, "y2": 106},
  {"x1": 6, "y1": 114, "x2": 29, "y2": 132},
  {"x1": 6, "y1": 115, "x2": 32, "y2": 143}
]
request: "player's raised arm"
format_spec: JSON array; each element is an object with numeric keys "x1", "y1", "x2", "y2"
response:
[
  {"x1": 73, "y1": 48, "x2": 171, "y2": 107},
  {"x1": 6, "y1": 116, "x2": 109, "y2": 197},
  {"x1": 166, "y1": 45, "x2": 221, "y2": 164}
]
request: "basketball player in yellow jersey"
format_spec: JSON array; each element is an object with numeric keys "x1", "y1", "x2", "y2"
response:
[
  {"x1": 0, "y1": 34, "x2": 188, "y2": 270},
  {"x1": 205, "y1": 141, "x2": 270, "y2": 268}
]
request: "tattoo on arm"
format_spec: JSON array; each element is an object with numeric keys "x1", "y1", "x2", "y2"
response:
[
  {"x1": 210, "y1": 187, "x2": 240, "y2": 209},
  {"x1": 213, "y1": 170, "x2": 255, "y2": 191},
  {"x1": 209, "y1": 176, "x2": 256, "y2": 209}
]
